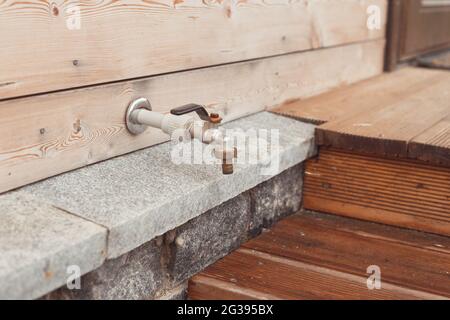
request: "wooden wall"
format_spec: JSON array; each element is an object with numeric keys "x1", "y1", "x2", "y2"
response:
[{"x1": 0, "y1": 0, "x2": 387, "y2": 193}]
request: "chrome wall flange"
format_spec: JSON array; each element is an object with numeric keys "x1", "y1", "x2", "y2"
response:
[{"x1": 126, "y1": 97, "x2": 152, "y2": 135}]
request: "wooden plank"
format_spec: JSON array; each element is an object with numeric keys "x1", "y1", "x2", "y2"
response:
[
  {"x1": 271, "y1": 67, "x2": 450, "y2": 165},
  {"x1": 315, "y1": 69, "x2": 450, "y2": 158},
  {"x1": 189, "y1": 275, "x2": 278, "y2": 300},
  {"x1": 0, "y1": 40, "x2": 385, "y2": 194},
  {"x1": 303, "y1": 148, "x2": 450, "y2": 236},
  {"x1": 270, "y1": 68, "x2": 444, "y2": 124},
  {"x1": 0, "y1": 0, "x2": 387, "y2": 100},
  {"x1": 243, "y1": 212, "x2": 450, "y2": 297},
  {"x1": 409, "y1": 114, "x2": 450, "y2": 166},
  {"x1": 189, "y1": 248, "x2": 444, "y2": 300},
  {"x1": 190, "y1": 211, "x2": 450, "y2": 299}
]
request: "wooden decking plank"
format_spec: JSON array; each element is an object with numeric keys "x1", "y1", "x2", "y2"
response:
[
  {"x1": 409, "y1": 114, "x2": 450, "y2": 166},
  {"x1": 303, "y1": 148, "x2": 450, "y2": 236},
  {"x1": 242, "y1": 212, "x2": 450, "y2": 297},
  {"x1": 270, "y1": 68, "x2": 444, "y2": 125},
  {"x1": 189, "y1": 275, "x2": 279, "y2": 300},
  {"x1": 303, "y1": 196, "x2": 449, "y2": 238},
  {"x1": 189, "y1": 211, "x2": 450, "y2": 299},
  {"x1": 190, "y1": 248, "x2": 443, "y2": 300},
  {"x1": 315, "y1": 69, "x2": 450, "y2": 158},
  {"x1": 271, "y1": 67, "x2": 450, "y2": 164}
]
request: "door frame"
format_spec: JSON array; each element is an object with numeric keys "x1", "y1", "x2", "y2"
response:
[{"x1": 385, "y1": 0, "x2": 450, "y2": 71}]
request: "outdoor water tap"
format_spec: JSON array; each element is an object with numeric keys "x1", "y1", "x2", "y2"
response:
[{"x1": 125, "y1": 97, "x2": 237, "y2": 174}]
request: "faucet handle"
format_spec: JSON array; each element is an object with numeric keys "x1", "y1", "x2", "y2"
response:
[{"x1": 170, "y1": 104, "x2": 222, "y2": 124}]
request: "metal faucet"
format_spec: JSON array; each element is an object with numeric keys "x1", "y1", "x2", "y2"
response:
[{"x1": 125, "y1": 98, "x2": 237, "y2": 174}]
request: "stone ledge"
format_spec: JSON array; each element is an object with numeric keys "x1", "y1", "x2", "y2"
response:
[
  {"x1": 43, "y1": 163, "x2": 304, "y2": 300},
  {"x1": 20, "y1": 112, "x2": 315, "y2": 259},
  {"x1": 0, "y1": 111, "x2": 315, "y2": 299},
  {"x1": 0, "y1": 193, "x2": 107, "y2": 300}
]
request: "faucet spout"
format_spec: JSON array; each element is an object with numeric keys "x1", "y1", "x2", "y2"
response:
[
  {"x1": 198, "y1": 127, "x2": 237, "y2": 175},
  {"x1": 214, "y1": 143, "x2": 237, "y2": 175},
  {"x1": 125, "y1": 97, "x2": 237, "y2": 175}
]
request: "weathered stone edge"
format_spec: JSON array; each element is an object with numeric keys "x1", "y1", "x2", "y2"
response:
[
  {"x1": 2, "y1": 113, "x2": 316, "y2": 299},
  {"x1": 107, "y1": 134, "x2": 316, "y2": 258}
]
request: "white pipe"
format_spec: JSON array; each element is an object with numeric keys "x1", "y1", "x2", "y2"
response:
[
  {"x1": 128, "y1": 104, "x2": 236, "y2": 173},
  {"x1": 132, "y1": 109, "x2": 194, "y2": 137},
  {"x1": 131, "y1": 109, "x2": 164, "y2": 129}
]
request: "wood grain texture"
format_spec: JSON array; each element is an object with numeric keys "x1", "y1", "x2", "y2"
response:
[
  {"x1": 303, "y1": 148, "x2": 450, "y2": 236},
  {"x1": 0, "y1": 0, "x2": 387, "y2": 100},
  {"x1": 243, "y1": 212, "x2": 450, "y2": 298},
  {"x1": 190, "y1": 248, "x2": 443, "y2": 300},
  {"x1": 272, "y1": 67, "x2": 450, "y2": 161},
  {"x1": 409, "y1": 114, "x2": 450, "y2": 166},
  {"x1": 271, "y1": 67, "x2": 444, "y2": 125},
  {"x1": 315, "y1": 68, "x2": 450, "y2": 158},
  {"x1": 0, "y1": 40, "x2": 385, "y2": 194},
  {"x1": 189, "y1": 211, "x2": 450, "y2": 300}
]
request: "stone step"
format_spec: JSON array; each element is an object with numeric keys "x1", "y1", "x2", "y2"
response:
[
  {"x1": 0, "y1": 193, "x2": 106, "y2": 299},
  {"x1": 0, "y1": 112, "x2": 316, "y2": 299}
]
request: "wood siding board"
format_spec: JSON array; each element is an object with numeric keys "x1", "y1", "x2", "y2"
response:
[
  {"x1": 190, "y1": 248, "x2": 440, "y2": 300},
  {"x1": 0, "y1": 0, "x2": 387, "y2": 100},
  {"x1": 0, "y1": 40, "x2": 385, "y2": 194}
]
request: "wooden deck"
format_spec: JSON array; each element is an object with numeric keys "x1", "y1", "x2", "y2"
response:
[
  {"x1": 303, "y1": 148, "x2": 450, "y2": 235},
  {"x1": 271, "y1": 67, "x2": 450, "y2": 236},
  {"x1": 271, "y1": 67, "x2": 450, "y2": 166},
  {"x1": 189, "y1": 211, "x2": 450, "y2": 300},
  {"x1": 188, "y1": 68, "x2": 450, "y2": 300}
]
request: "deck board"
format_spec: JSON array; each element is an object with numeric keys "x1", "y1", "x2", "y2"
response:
[
  {"x1": 303, "y1": 148, "x2": 450, "y2": 236},
  {"x1": 190, "y1": 249, "x2": 442, "y2": 300},
  {"x1": 271, "y1": 68, "x2": 443, "y2": 125},
  {"x1": 271, "y1": 67, "x2": 450, "y2": 163},
  {"x1": 189, "y1": 211, "x2": 450, "y2": 300},
  {"x1": 409, "y1": 114, "x2": 450, "y2": 166}
]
